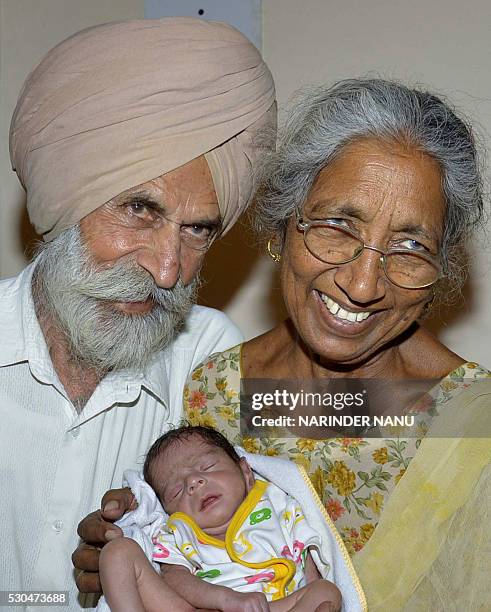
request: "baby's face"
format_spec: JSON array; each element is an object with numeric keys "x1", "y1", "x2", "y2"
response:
[{"x1": 150, "y1": 436, "x2": 254, "y2": 539}]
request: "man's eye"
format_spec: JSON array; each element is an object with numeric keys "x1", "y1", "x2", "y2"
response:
[
  {"x1": 128, "y1": 202, "x2": 149, "y2": 215},
  {"x1": 184, "y1": 224, "x2": 212, "y2": 237}
]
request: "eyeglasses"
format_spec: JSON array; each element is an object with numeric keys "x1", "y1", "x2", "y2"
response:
[{"x1": 296, "y1": 212, "x2": 441, "y2": 289}]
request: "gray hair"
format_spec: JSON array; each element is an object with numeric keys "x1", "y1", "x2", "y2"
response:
[{"x1": 255, "y1": 78, "x2": 485, "y2": 300}]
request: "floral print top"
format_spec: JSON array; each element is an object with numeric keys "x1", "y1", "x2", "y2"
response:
[{"x1": 183, "y1": 345, "x2": 489, "y2": 557}]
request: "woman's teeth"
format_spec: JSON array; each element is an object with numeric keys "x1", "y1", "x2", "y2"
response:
[{"x1": 320, "y1": 294, "x2": 370, "y2": 322}]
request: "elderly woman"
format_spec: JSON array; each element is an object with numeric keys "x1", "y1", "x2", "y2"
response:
[{"x1": 184, "y1": 79, "x2": 491, "y2": 610}]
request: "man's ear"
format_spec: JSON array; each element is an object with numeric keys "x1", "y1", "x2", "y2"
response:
[{"x1": 239, "y1": 457, "x2": 255, "y2": 492}]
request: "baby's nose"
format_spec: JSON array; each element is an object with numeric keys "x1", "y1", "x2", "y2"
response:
[{"x1": 187, "y1": 474, "x2": 205, "y2": 493}]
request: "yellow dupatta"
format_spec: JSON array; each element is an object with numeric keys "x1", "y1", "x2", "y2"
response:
[{"x1": 353, "y1": 380, "x2": 491, "y2": 610}]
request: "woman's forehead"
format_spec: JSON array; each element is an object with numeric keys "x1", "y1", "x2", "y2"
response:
[
  {"x1": 304, "y1": 137, "x2": 445, "y2": 234},
  {"x1": 312, "y1": 138, "x2": 442, "y2": 191}
]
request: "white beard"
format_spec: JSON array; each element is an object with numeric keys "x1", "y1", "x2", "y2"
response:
[{"x1": 33, "y1": 226, "x2": 199, "y2": 373}]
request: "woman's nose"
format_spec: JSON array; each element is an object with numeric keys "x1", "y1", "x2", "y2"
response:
[{"x1": 333, "y1": 248, "x2": 387, "y2": 304}]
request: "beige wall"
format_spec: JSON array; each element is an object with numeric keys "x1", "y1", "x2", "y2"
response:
[{"x1": 2, "y1": 0, "x2": 491, "y2": 363}]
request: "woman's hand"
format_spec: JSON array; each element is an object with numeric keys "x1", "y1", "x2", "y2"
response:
[{"x1": 72, "y1": 487, "x2": 137, "y2": 593}]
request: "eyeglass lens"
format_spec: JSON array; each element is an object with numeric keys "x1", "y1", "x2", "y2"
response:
[{"x1": 304, "y1": 224, "x2": 438, "y2": 288}]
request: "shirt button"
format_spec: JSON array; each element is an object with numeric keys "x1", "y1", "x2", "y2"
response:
[
  {"x1": 71, "y1": 427, "x2": 80, "y2": 438},
  {"x1": 52, "y1": 520, "x2": 64, "y2": 532}
]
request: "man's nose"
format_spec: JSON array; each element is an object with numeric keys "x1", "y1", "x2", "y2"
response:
[
  {"x1": 135, "y1": 225, "x2": 181, "y2": 289},
  {"x1": 333, "y1": 247, "x2": 387, "y2": 304}
]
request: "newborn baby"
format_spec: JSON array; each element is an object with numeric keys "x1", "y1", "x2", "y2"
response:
[{"x1": 100, "y1": 426, "x2": 342, "y2": 611}]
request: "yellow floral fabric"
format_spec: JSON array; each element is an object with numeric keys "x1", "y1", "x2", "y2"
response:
[{"x1": 182, "y1": 346, "x2": 489, "y2": 557}]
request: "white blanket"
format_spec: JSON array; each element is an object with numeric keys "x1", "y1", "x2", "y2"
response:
[{"x1": 96, "y1": 449, "x2": 366, "y2": 611}]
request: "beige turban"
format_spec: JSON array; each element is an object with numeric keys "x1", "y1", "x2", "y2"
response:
[{"x1": 10, "y1": 17, "x2": 276, "y2": 241}]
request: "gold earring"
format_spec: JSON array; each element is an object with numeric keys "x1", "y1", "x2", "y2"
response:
[{"x1": 267, "y1": 239, "x2": 281, "y2": 262}]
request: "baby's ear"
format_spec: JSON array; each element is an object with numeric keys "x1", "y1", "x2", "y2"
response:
[{"x1": 239, "y1": 457, "x2": 255, "y2": 491}]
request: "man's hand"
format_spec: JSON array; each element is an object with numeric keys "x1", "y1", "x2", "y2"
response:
[
  {"x1": 72, "y1": 487, "x2": 137, "y2": 593},
  {"x1": 220, "y1": 590, "x2": 269, "y2": 612}
]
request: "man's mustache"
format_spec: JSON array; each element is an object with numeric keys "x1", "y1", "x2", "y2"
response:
[{"x1": 68, "y1": 256, "x2": 200, "y2": 311}]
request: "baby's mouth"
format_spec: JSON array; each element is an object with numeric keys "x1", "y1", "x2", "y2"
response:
[{"x1": 200, "y1": 494, "x2": 220, "y2": 511}]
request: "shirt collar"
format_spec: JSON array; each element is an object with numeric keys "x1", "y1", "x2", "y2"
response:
[
  {"x1": 140, "y1": 352, "x2": 170, "y2": 402},
  {"x1": 0, "y1": 262, "x2": 169, "y2": 404},
  {"x1": 0, "y1": 262, "x2": 50, "y2": 372}
]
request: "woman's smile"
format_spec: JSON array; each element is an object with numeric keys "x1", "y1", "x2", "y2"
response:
[
  {"x1": 313, "y1": 290, "x2": 380, "y2": 337},
  {"x1": 318, "y1": 291, "x2": 373, "y2": 324}
]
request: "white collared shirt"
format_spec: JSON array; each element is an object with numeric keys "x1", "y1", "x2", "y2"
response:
[{"x1": 0, "y1": 263, "x2": 242, "y2": 610}]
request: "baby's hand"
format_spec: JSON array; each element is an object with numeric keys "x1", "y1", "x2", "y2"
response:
[{"x1": 220, "y1": 590, "x2": 269, "y2": 612}]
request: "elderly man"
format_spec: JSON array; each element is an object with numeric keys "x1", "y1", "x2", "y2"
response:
[{"x1": 0, "y1": 17, "x2": 275, "y2": 609}]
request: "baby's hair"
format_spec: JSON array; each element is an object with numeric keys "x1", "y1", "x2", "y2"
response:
[{"x1": 143, "y1": 425, "x2": 241, "y2": 494}]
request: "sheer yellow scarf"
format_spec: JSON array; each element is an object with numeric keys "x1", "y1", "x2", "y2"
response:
[{"x1": 353, "y1": 380, "x2": 491, "y2": 610}]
